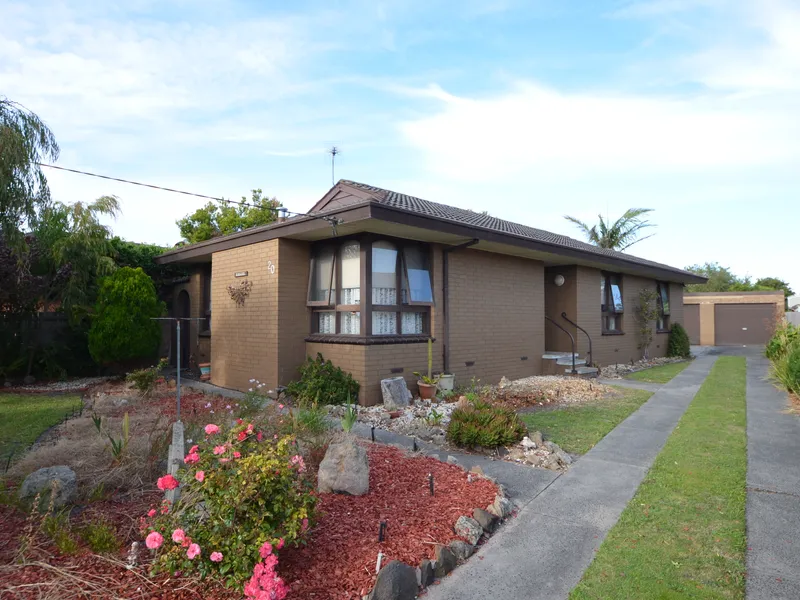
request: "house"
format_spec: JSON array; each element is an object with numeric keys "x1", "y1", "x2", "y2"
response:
[
  {"x1": 683, "y1": 291, "x2": 785, "y2": 346},
  {"x1": 154, "y1": 180, "x2": 705, "y2": 405}
]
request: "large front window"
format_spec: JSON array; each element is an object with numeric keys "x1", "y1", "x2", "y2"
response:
[
  {"x1": 308, "y1": 237, "x2": 433, "y2": 337},
  {"x1": 601, "y1": 272, "x2": 624, "y2": 333}
]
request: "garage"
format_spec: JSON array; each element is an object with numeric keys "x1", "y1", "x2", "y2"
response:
[
  {"x1": 684, "y1": 304, "x2": 700, "y2": 345},
  {"x1": 714, "y1": 303, "x2": 777, "y2": 346}
]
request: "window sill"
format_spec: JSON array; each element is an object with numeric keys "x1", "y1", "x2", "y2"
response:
[
  {"x1": 199, "y1": 331, "x2": 211, "y2": 338},
  {"x1": 656, "y1": 329, "x2": 671, "y2": 334},
  {"x1": 602, "y1": 331, "x2": 625, "y2": 336},
  {"x1": 305, "y1": 334, "x2": 434, "y2": 346}
]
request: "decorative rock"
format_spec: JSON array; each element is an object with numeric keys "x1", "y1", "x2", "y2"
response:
[
  {"x1": 448, "y1": 540, "x2": 474, "y2": 562},
  {"x1": 455, "y1": 396, "x2": 470, "y2": 410},
  {"x1": 555, "y1": 450, "x2": 573, "y2": 466},
  {"x1": 3, "y1": 381, "x2": 11, "y2": 388},
  {"x1": 470, "y1": 465, "x2": 484, "y2": 475},
  {"x1": 530, "y1": 431, "x2": 544, "y2": 447},
  {"x1": 542, "y1": 454, "x2": 561, "y2": 471},
  {"x1": 371, "y1": 560, "x2": 417, "y2": 600},
  {"x1": 472, "y1": 507, "x2": 499, "y2": 533},
  {"x1": 498, "y1": 376, "x2": 510, "y2": 389},
  {"x1": 544, "y1": 440, "x2": 560, "y2": 454},
  {"x1": 447, "y1": 455, "x2": 458, "y2": 465},
  {"x1": 434, "y1": 544, "x2": 457, "y2": 577},
  {"x1": 419, "y1": 559, "x2": 435, "y2": 587},
  {"x1": 318, "y1": 436, "x2": 369, "y2": 496},
  {"x1": 19, "y1": 466, "x2": 77, "y2": 508},
  {"x1": 487, "y1": 494, "x2": 513, "y2": 518},
  {"x1": 381, "y1": 377, "x2": 412, "y2": 410},
  {"x1": 521, "y1": 436, "x2": 537, "y2": 449},
  {"x1": 23, "y1": 375, "x2": 35, "y2": 386},
  {"x1": 454, "y1": 515, "x2": 483, "y2": 544}
]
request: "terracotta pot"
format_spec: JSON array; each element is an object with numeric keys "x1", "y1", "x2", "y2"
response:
[{"x1": 417, "y1": 381, "x2": 437, "y2": 400}]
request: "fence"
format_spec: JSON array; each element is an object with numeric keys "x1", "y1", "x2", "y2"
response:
[{"x1": 787, "y1": 312, "x2": 800, "y2": 327}]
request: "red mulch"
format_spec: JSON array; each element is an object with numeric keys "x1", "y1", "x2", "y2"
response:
[{"x1": 279, "y1": 443, "x2": 498, "y2": 599}]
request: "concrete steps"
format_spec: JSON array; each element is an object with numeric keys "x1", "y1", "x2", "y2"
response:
[{"x1": 542, "y1": 351, "x2": 596, "y2": 376}]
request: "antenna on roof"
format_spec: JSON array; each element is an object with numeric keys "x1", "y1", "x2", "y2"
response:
[{"x1": 329, "y1": 146, "x2": 340, "y2": 186}]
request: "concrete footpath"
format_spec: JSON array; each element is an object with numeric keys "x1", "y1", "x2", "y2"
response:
[
  {"x1": 746, "y1": 355, "x2": 800, "y2": 599},
  {"x1": 425, "y1": 355, "x2": 718, "y2": 600}
]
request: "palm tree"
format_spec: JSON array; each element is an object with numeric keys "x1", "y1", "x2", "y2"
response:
[{"x1": 564, "y1": 208, "x2": 655, "y2": 251}]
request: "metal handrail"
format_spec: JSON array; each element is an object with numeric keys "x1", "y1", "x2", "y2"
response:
[
  {"x1": 544, "y1": 315, "x2": 577, "y2": 374},
  {"x1": 561, "y1": 312, "x2": 592, "y2": 367}
]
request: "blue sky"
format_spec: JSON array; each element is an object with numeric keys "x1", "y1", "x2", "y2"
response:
[{"x1": 1, "y1": 0, "x2": 798, "y2": 291}]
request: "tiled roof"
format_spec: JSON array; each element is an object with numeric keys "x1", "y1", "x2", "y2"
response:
[{"x1": 340, "y1": 180, "x2": 698, "y2": 279}]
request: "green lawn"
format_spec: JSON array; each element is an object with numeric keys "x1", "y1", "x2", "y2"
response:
[
  {"x1": 625, "y1": 360, "x2": 691, "y2": 384},
  {"x1": 520, "y1": 387, "x2": 653, "y2": 455},
  {"x1": 571, "y1": 356, "x2": 747, "y2": 600},
  {"x1": 0, "y1": 394, "x2": 82, "y2": 464}
]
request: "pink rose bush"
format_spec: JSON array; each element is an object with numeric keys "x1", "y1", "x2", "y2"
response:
[{"x1": 142, "y1": 420, "x2": 316, "y2": 594}]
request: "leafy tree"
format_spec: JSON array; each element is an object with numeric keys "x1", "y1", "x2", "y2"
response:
[
  {"x1": 109, "y1": 237, "x2": 188, "y2": 293},
  {"x1": 33, "y1": 196, "x2": 120, "y2": 322},
  {"x1": 564, "y1": 208, "x2": 655, "y2": 251},
  {"x1": 686, "y1": 264, "x2": 794, "y2": 300},
  {"x1": 0, "y1": 98, "x2": 59, "y2": 250},
  {"x1": 176, "y1": 189, "x2": 281, "y2": 244},
  {"x1": 755, "y1": 277, "x2": 794, "y2": 299},
  {"x1": 88, "y1": 267, "x2": 164, "y2": 365},
  {"x1": 635, "y1": 289, "x2": 660, "y2": 359}
]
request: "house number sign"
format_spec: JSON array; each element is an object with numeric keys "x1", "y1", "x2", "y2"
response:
[
  {"x1": 267, "y1": 261, "x2": 275, "y2": 274},
  {"x1": 234, "y1": 271, "x2": 248, "y2": 278}
]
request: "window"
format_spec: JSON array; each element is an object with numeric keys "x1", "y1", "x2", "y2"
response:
[
  {"x1": 656, "y1": 282, "x2": 670, "y2": 331},
  {"x1": 307, "y1": 236, "x2": 433, "y2": 338},
  {"x1": 601, "y1": 272, "x2": 623, "y2": 333},
  {"x1": 202, "y1": 266, "x2": 212, "y2": 333}
]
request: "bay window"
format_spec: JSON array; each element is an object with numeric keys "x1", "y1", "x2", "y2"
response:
[
  {"x1": 601, "y1": 272, "x2": 624, "y2": 333},
  {"x1": 656, "y1": 281, "x2": 670, "y2": 331},
  {"x1": 308, "y1": 236, "x2": 433, "y2": 339}
]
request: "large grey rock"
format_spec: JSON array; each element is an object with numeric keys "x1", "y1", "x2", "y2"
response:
[
  {"x1": 448, "y1": 540, "x2": 474, "y2": 562},
  {"x1": 370, "y1": 560, "x2": 417, "y2": 600},
  {"x1": 434, "y1": 544, "x2": 457, "y2": 577},
  {"x1": 419, "y1": 559, "x2": 435, "y2": 587},
  {"x1": 487, "y1": 494, "x2": 512, "y2": 518},
  {"x1": 19, "y1": 466, "x2": 77, "y2": 508},
  {"x1": 454, "y1": 515, "x2": 483, "y2": 544},
  {"x1": 473, "y1": 507, "x2": 499, "y2": 533},
  {"x1": 530, "y1": 430, "x2": 544, "y2": 447},
  {"x1": 381, "y1": 377, "x2": 412, "y2": 410},
  {"x1": 318, "y1": 436, "x2": 369, "y2": 496},
  {"x1": 555, "y1": 449, "x2": 573, "y2": 466}
]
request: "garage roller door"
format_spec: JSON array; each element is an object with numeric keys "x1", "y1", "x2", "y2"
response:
[
  {"x1": 714, "y1": 303, "x2": 776, "y2": 346},
  {"x1": 684, "y1": 304, "x2": 700, "y2": 345}
]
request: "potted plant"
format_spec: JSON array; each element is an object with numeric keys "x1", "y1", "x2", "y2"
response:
[{"x1": 413, "y1": 339, "x2": 440, "y2": 400}]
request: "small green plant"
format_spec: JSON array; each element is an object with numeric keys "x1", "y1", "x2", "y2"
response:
[
  {"x1": 341, "y1": 396, "x2": 358, "y2": 433},
  {"x1": 666, "y1": 323, "x2": 691, "y2": 358},
  {"x1": 126, "y1": 358, "x2": 168, "y2": 398},
  {"x1": 43, "y1": 511, "x2": 80, "y2": 555},
  {"x1": 446, "y1": 401, "x2": 527, "y2": 449},
  {"x1": 426, "y1": 407, "x2": 444, "y2": 426},
  {"x1": 107, "y1": 412, "x2": 130, "y2": 461},
  {"x1": 80, "y1": 518, "x2": 120, "y2": 554},
  {"x1": 241, "y1": 379, "x2": 269, "y2": 418},
  {"x1": 413, "y1": 338, "x2": 440, "y2": 385},
  {"x1": 91, "y1": 413, "x2": 103, "y2": 433},
  {"x1": 771, "y1": 338, "x2": 800, "y2": 395},
  {"x1": 286, "y1": 353, "x2": 360, "y2": 405},
  {"x1": 766, "y1": 322, "x2": 800, "y2": 361},
  {"x1": 87, "y1": 483, "x2": 110, "y2": 502},
  {"x1": 293, "y1": 402, "x2": 330, "y2": 436},
  {"x1": 635, "y1": 288, "x2": 660, "y2": 359}
]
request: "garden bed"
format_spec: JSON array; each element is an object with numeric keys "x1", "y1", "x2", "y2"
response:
[{"x1": 599, "y1": 356, "x2": 687, "y2": 379}]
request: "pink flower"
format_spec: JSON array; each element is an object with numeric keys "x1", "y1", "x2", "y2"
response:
[
  {"x1": 184, "y1": 452, "x2": 200, "y2": 464},
  {"x1": 219, "y1": 458, "x2": 230, "y2": 463},
  {"x1": 256, "y1": 431, "x2": 263, "y2": 442},
  {"x1": 160, "y1": 504, "x2": 170, "y2": 515},
  {"x1": 290, "y1": 455, "x2": 306, "y2": 473},
  {"x1": 276, "y1": 538, "x2": 284, "y2": 550},
  {"x1": 246, "y1": 423, "x2": 254, "y2": 434},
  {"x1": 157, "y1": 474, "x2": 179, "y2": 491},
  {"x1": 210, "y1": 551, "x2": 223, "y2": 563},
  {"x1": 278, "y1": 404, "x2": 284, "y2": 409},
  {"x1": 147, "y1": 509, "x2": 156, "y2": 517},
  {"x1": 145, "y1": 531, "x2": 163, "y2": 550},
  {"x1": 259, "y1": 542, "x2": 273, "y2": 558},
  {"x1": 189, "y1": 445, "x2": 199, "y2": 454},
  {"x1": 213, "y1": 445, "x2": 226, "y2": 455},
  {"x1": 195, "y1": 471, "x2": 205, "y2": 482},
  {"x1": 301, "y1": 518, "x2": 309, "y2": 532},
  {"x1": 233, "y1": 451, "x2": 242, "y2": 459},
  {"x1": 204, "y1": 424, "x2": 221, "y2": 435},
  {"x1": 187, "y1": 543, "x2": 201, "y2": 560},
  {"x1": 172, "y1": 529, "x2": 186, "y2": 544}
]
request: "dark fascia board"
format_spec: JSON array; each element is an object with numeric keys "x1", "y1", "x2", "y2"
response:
[
  {"x1": 154, "y1": 203, "x2": 373, "y2": 264},
  {"x1": 368, "y1": 203, "x2": 708, "y2": 284}
]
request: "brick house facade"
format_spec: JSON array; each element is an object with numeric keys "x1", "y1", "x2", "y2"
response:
[{"x1": 156, "y1": 181, "x2": 704, "y2": 405}]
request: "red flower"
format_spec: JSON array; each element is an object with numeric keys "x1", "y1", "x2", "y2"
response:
[
  {"x1": 157, "y1": 474, "x2": 179, "y2": 491},
  {"x1": 237, "y1": 431, "x2": 248, "y2": 442}
]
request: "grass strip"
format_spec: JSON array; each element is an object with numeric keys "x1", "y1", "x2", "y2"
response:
[
  {"x1": 571, "y1": 356, "x2": 747, "y2": 600},
  {"x1": 0, "y1": 394, "x2": 82, "y2": 462},
  {"x1": 520, "y1": 387, "x2": 652, "y2": 455},
  {"x1": 626, "y1": 360, "x2": 691, "y2": 384}
]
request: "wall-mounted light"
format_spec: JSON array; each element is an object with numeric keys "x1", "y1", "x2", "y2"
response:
[{"x1": 554, "y1": 274, "x2": 565, "y2": 287}]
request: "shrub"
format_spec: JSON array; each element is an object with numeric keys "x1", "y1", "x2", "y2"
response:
[
  {"x1": 666, "y1": 323, "x2": 691, "y2": 358},
  {"x1": 144, "y1": 422, "x2": 316, "y2": 592},
  {"x1": 88, "y1": 267, "x2": 164, "y2": 365},
  {"x1": 766, "y1": 322, "x2": 800, "y2": 361},
  {"x1": 43, "y1": 512, "x2": 80, "y2": 555},
  {"x1": 771, "y1": 337, "x2": 800, "y2": 395},
  {"x1": 80, "y1": 518, "x2": 120, "y2": 553},
  {"x1": 286, "y1": 353, "x2": 360, "y2": 406},
  {"x1": 126, "y1": 358, "x2": 168, "y2": 397},
  {"x1": 446, "y1": 402, "x2": 527, "y2": 448}
]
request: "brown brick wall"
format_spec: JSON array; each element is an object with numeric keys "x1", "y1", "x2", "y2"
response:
[
  {"x1": 447, "y1": 249, "x2": 544, "y2": 387},
  {"x1": 575, "y1": 267, "x2": 684, "y2": 366},
  {"x1": 277, "y1": 240, "x2": 311, "y2": 386}
]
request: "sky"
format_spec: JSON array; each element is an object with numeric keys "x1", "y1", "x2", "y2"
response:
[{"x1": 1, "y1": 0, "x2": 798, "y2": 291}]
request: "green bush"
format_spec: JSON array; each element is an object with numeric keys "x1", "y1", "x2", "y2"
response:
[
  {"x1": 145, "y1": 422, "x2": 316, "y2": 591},
  {"x1": 80, "y1": 519, "x2": 120, "y2": 553},
  {"x1": 286, "y1": 353, "x2": 360, "y2": 405},
  {"x1": 771, "y1": 336, "x2": 800, "y2": 395},
  {"x1": 666, "y1": 323, "x2": 691, "y2": 358},
  {"x1": 88, "y1": 267, "x2": 164, "y2": 365},
  {"x1": 766, "y1": 322, "x2": 800, "y2": 361},
  {"x1": 126, "y1": 358, "x2": 168, "y2": 397},
  {"x1": 446, "y1": 402, "x2": 527, "y2": 449}
]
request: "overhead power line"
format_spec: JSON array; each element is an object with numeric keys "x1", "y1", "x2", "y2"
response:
[{"x1": 36, "y1": 163, "x2": 343, "y2": 230}]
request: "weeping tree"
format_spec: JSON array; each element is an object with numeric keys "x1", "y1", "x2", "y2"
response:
[
  {"x1": 0, "y1": 98, "x2": 59, "y2": 251},
  {"x1": 564, "y1": 208, "x2": 655, "y2": 251},
  {"x1": 634, "y1": 288, "x2": 660, "y2": 359}
]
